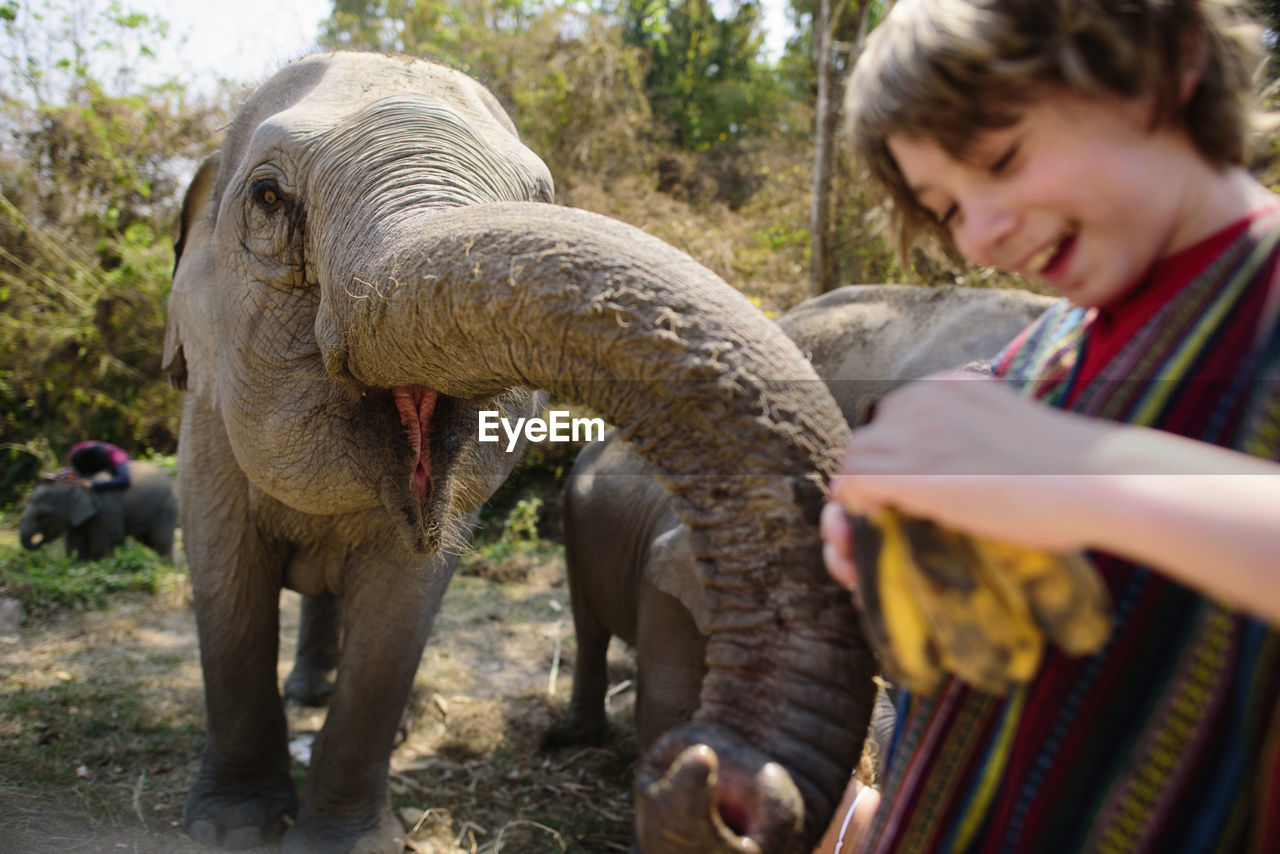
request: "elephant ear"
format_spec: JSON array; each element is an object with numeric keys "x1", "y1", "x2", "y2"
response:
[
  {"x1": 163, "y1": 152, "x2": 220, "y2": 394},
  {"x1": 649, "y1": 522, "x2": 714, "y2": 636},
  {"x1": 68, "y1": 487, "x2": 99, "y2": 527}
]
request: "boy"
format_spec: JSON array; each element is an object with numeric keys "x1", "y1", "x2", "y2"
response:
[
  {"x1": 69, "y1": 440, "x2": 132, "y2": 492},
  {"x1": 820, "y1": 0, "x2": 1280, "y2": 851}
]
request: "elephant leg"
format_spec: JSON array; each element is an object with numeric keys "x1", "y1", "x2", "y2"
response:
[
  {"x1": 141, "y1": 524, "x2": 176, "y2": 561},
  {"x1": 633, "y1": 584, "x2": 707, "y2": 752},
  {"x1": 183, "y1": 531, "x2": 296, "y2": 849},
  {"x1": 283, "y1": 536, "x2": 465, "y2": 854},
  {"x1": 283, "y1": 592, "x2": 341, "y2": 707},
  {"x1": 66, "y1": 528, "x2": 88, "y2": 561},
  {"x1": 541, "y1": 549, "x2": 614, "y2": 749},
  {"x1": 68, "y1": 526, "x2": 109, "y2": 560}
]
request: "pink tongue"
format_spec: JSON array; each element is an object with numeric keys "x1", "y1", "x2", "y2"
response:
[{"x1": 394, "y1": 386, "x2": 438, "y2": 506}]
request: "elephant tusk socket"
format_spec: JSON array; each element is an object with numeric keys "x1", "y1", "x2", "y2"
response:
[{"x1": 394, "y1": 385, "x2": 438, "y2": 506}]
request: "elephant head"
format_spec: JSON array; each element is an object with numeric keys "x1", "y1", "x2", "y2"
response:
[
  {"x1": 164, "y1": 52, "x2": 874, "y2": 853},
  {"x1": 18, "y1": 479, "x2": 76, "y2": 550}
]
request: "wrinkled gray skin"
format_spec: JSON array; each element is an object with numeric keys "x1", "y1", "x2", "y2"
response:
[
  {"x1": 547, "y1": 428, "x2": 899, "y2": 770},
  {"x1": 282, "y1": 593, "x2": 342, "y2": 707},
  {"x1": 779, "y1": 284, "x2": 1056, "y2": 426},
  {"x1": 18, "y1": 461, "x2": 178, "y2": 561},
  {"x1": 547, "y1": 284, "x2": 1054, "y2": 777},
  {"x1": 163, "y1": 51, "x2": 873, "y2": 854}
]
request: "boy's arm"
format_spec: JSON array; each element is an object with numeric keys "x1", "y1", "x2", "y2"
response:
[
  {"x1": 812, "y1": 778, "x2": 881, "y2": 854},
  {"x1": 826, "y1": 373, "x2": 1280, "y2": 626},
  {"x1": 90, "y1": 462, "x2": 132, "y2": 493},
  {"x1": 1076, "y1": 436, "x2": 1280, "y2": 624}
]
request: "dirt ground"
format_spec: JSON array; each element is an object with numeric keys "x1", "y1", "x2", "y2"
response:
[{"x1": 0, "y1": 549, "x2": 641, "y2": 853}]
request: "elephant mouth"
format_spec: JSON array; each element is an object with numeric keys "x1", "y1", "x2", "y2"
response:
[
  {"x1": 379, "y1": 383, "x2": 465, "y2": 553},
  {"x1": 382, "y1": 383, "x2": 500, "y2": 554},
  {"x1": 394, "y1": 385, "x2": 439, "y2": 506}
]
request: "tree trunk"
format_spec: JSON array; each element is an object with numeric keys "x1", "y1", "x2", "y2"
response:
[
  {"x1": 809, "y1": 0, "x2": 840, "y2": 297},
  {"x1": 810, "y1": 0, "x2": 879, "y2": 297}
]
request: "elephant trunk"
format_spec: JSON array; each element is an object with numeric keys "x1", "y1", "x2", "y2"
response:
[
  {"x1": 19, "y1": 523, "x2": 45, "y2": 550},
  {"x1": 319, "y1": 201, "x2": 878, "y2": 851}
]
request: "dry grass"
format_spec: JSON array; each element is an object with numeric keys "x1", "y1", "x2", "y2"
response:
[
  {"x1": 0, "y1": 543, "x2": 643, "y2": 853},
  {"x1": 560, "y1": 139, "x2": 818, "y2": 317}
]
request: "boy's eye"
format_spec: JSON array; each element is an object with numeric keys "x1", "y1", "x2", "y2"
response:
[{"x1": 990, "y1": 143, "x2": 1019, "y2": 175}]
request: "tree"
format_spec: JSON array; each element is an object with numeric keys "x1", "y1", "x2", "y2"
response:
[
  {"x1": 617, "y1": 0, "x2": 782, "y2": 150},
  {"x1": 322, "y1": 0, "x2": 549, "y2": 103},
  {"x1": 321, "y1": 1, "x2": 653, "y2": 181},
  {"x1": 798, "y1": 0, "x2": 889, "y2": 294},
  {"x1": 0, "y1": 0, "x2": 225, "y2": 503},
  {"x1": 1257, "y1": 1, "x2": 1280, "y2": 71}
]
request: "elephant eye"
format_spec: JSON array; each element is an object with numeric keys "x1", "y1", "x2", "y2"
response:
[{"x1": 251, "y1": 178, "x2": 286, "y2": 213}]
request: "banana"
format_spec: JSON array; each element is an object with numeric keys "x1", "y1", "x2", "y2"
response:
[
  {"x1": 896, "y1": 513, "x2": 1044, "y2": 694},
  {"x1": 847, "y1": 508, "x2": 1110, "y2": 695},
  {"x1": 971, "y1": 539, "x2": 1111, "y2": 656},
  {"x1": 850, "y1": 511, "x2": 943, "y2": 693}
]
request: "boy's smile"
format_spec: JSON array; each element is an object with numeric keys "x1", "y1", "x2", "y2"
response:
[{"x1": 887, "y1": 91, "x2": 1267, "y2": 308}]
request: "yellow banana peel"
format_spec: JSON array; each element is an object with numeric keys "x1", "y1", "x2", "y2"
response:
[{"x1": 849, "y1": 508, "x2": 1111, "y2": 695}]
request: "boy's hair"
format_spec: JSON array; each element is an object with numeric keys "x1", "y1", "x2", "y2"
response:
[
  {"x1": 70, "y1": 444, "x2": 112, "y2": 476},
  {"x1": 845, "y1": 0, "x2": 1266, "y2": 259}
]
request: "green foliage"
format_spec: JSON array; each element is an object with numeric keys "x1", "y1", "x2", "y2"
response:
[
  {"x1": 755, "y1": 220, "x2": 809, "y2": 251},
  {"x1": 322, "y1": 2, "x2": 654, "y2": 181},
  {"x1": 501, "y1": 493, "x2": 544, "y2": 547},
  {"x1": 1256, "y1": 1, "x2": 1280, "y2": 76},
  {"x1": 507, "y1": 10, "x2": 654, "y2": 179},
  {"x1": 0, "y1": 539, "x2": 176, "y2": 618},
  {"x1": 324, "y1": 0, "x2": 542, "y2": 82},
  {"x1": 0, "y1": 1, "x2": 226, "y2": 505},
  {"x1": 618, "y1": 0, "x2": 785, "y2": 149}
]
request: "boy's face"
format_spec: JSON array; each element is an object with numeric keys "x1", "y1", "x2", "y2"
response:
[{"x1": 888, "y1": 91, "x2": 1215, "y2": 308}]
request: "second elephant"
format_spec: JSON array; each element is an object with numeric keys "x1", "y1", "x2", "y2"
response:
[
  {"x1": 548, "y1": 284, "x2": 1055, "y2": 763},
  {"x1": 19, "y1": 461, "x2": 178, "y2": 561}
]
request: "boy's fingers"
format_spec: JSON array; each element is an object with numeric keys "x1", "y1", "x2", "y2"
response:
[
  {"x1": 824, "y1": 541, "x2": 859, "y2": 592},
  {"x1": 820, "y1": 501, "x2": 860, "y2": 593},
  {"x1": 829, "y1": 472, "x2": 857, "y2": 505},
  {"x1": 820, "y1": 500, "x2": 851, "y2": 547}
]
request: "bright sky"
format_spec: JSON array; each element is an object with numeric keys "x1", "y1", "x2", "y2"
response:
[
  {"x1": 125, "y1": 0, "x2": 794, "y2": 94},
  {"x1": 127, "y1": 0, "x2": 331, "y2": 93}
]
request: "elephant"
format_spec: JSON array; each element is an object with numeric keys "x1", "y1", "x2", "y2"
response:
[
  {"x1": 162, "y1": 51, "x2": 875, "y2": 854},
  {"x1": 546, "y1": 284, "x2": 1055, "y2": 775},
  {"x1": 18, "y1": 460, "x2": 178, "y2": 561},
  {"x1": 777, "y1": 283, "x2": 1056, "y2": 427}
]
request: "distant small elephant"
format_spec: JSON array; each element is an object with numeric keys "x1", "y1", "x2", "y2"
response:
[
  {"x1": 19, "y1": 461, "x2": 179, "y2": 561},
  {"x1": 547, "y1": 284, "x2": 1055, "y2": 761}
]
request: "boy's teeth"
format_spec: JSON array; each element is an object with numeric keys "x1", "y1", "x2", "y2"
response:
[{"x1": 1027, "y1": 242, "x2": 1058, "y2": 273}]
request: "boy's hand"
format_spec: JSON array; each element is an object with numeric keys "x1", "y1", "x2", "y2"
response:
[
  {"x1": 828, "y1": 370, "x2": 1104, "y2": 554},
  {"x1": 823, "y1": 372, "x2": 1117, "y2": 693},
  {"x1": 820, "y1": 501, "x2": 860, "y2": 604}
]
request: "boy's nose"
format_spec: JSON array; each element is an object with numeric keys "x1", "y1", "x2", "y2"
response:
[{"x1": 955, "y1": 200, "x2": 1017, "y2": 268}]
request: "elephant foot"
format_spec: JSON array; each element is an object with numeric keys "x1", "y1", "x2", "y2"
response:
[
  {"x1": 540, "y1": 709, "x2": 611, "y2": 751},
  {"x1": 283, "y1": 666, "x2": 336, "y2": 707},
  {"x1": 183, "y1": 770, "x2": 297, "y2": 850},
  {"x1": 283, "y1": 802, "x2": 403, "y2": 854}
]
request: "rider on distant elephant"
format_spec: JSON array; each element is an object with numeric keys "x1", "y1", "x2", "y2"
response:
[{"x1": 68, "y1": 440, "x2": 131, "y2": 492}]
